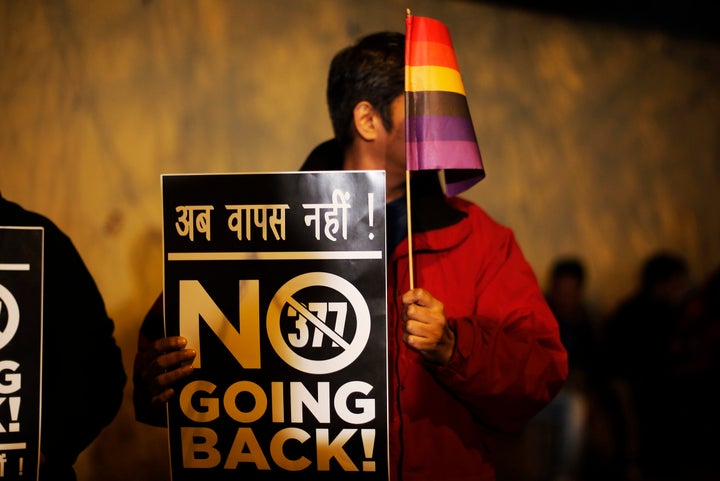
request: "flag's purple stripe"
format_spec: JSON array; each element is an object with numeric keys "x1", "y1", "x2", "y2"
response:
[
  {"x1": 407, "y1": 115, "x2": 478, "y2": 143},
  {"x1": 445, "y1": 170, "x2": 487, "y2": 197},
  {"x1": 406, "y1": 140, "x2": 484, "y2": 171},
  {"x1": 406, "y1": 90, "x2": 470, "y2": 118},
  {"x1": 446, "y1": 177, "x2": 485, "y2": 197}
]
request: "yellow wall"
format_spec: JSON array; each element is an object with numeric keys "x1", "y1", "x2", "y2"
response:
[{"x1": 1, "y1": 0, "x2": 719, "y2": 479}]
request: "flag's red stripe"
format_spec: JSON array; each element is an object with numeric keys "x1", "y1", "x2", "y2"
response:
[
  {"x1": 406, "y1": 15, "x2": 458, "y2": 69},
  {"x1": 406, "y1": 40, "x2": 459, "y2": 70},
  {"x1": 409, "y1": 15, "x2": 453, "y2": 47}
]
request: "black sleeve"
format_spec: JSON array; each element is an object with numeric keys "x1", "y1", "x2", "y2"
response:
[{"x1": 40, "y1": 225, "x2": 127, "y2": 469}]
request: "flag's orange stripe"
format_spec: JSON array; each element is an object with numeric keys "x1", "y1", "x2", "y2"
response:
[
  {"x1": 406, "y1": 40, "x2": 459, "y2": 70},
  {"x1": 405, "y1": 65, "x2": 466, "y2": 95}
]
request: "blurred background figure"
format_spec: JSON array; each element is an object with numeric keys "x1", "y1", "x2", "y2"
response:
[
  {"x1": 666, "y1": 266, "x2": 720, "y2": 480},
  {"x1": 545, "y1": 258, "x2": 598, "y2": 382},
  {"x1": 521, "y1": 257, "x2": 599, "y2": 481},
  {"x1": 603, "y1": 251, "x2": 692, "y2": 481}
]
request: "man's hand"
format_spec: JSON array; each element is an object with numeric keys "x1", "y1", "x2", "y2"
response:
[
  {"x1": 401, "y1": 288, "x2": 455, "y2": 365},
  {"x1": 137, "y1": 336, "x2": 196, "y2": 406}
]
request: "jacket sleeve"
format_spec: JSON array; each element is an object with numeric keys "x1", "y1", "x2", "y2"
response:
[
  {"x1": 428, "y1": 206, "x2": 568, "y2": 433},
  {"x1": 132, "y1": 292, "x2": 170, "y2": 427},
  {"x1": 40, "y1": 226, "x2": 127, "y2": 468}
]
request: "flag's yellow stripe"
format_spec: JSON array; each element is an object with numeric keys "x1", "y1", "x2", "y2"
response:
[{"x1": 405, "y1": 65, "x2": 466, "y2": 95}]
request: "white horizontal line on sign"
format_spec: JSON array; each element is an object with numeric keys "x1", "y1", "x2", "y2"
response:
[
  {"x1": 168, "y1": 251, "x2": 382, "y2": 261},
  {"x1": 0, "y1": 442, "x2": 27, "y2": 450},
  {"x1": 0, "y1": 263, "x2": 30, "y2": 271}
]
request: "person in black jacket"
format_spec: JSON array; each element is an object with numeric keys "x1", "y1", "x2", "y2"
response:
[{"x1": 0, "y1": 192, "x2": 126, "y2": 481}]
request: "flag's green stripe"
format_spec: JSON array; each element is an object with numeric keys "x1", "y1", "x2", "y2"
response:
[{"x1": 406, "y1": 90, "x2": 471, "y2": 118}]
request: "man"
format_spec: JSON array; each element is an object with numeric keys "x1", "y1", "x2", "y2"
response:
[
  {"x1": 134, "y1": 31, "x2": 567, "y2": 481},
  {"x1": 527, "y1": 257, "x2": 598, "y2": 481},
  {"x1": 1, "y1": 192, "x2": 126, "y2": 481},
  {"x1": 604, "y1": 251, "x2": 691, "y2": 480}
]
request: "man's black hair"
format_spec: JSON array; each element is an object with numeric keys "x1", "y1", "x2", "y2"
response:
[
  {"x1": 641, "y1": 251, "x2": 688, "y2": 290},
  {"x1": 326, "y1": 31, "x2": 405, "y2": 149}
]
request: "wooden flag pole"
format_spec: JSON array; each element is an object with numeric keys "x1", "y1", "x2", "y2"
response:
[
  {"x1": 405, "y1": 169, "x2": 414, "y2": 290},
  {"x1": 405, "y1": 8, "x2": 415, "y2": 291}
]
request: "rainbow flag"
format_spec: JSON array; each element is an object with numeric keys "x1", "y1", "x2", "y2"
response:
[{"x1": 405, "y1": 14, "x2": 485, "y2": 197}]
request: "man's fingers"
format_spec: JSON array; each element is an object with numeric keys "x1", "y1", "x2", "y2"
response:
[
  {"x1": 155, "y1": 364, "x2": 193, "y2": 388},
  {"x1": 403, "y1": 327, "x2": 438, "y2": 351},
  {"x1": 148, "y1": 363, "x2": 194, "y2": 397},
  {"x1": 401, "y1": 288, "x2": 454, "y2": 365},
  {"x1": 403, "y1": 321, "x2": 428, "y2": 350},
  {"x1": 155, "y1": 349, "x2": 196, "y2": 371},
  {"x1": 141, "y1": 349, "x2": 196, "y2": 383},
  {"x1": 151, "y1": 388, "x2": 176, "y2": 407},
  {"x1": 403, "y1": 333, "x2": 427, "y2": 351},
  {"x1": 404, "y1": 318, "x2": 440, "y2": 338},
  {"x1": 405, "y1": 302, "x2": 445, "y2": 327},
  {"x1": 405, "y1": 303, "x2": 428, "y2": 323},
  {"x1": 402, "y1": 287, "x2": 429, "y2": 307},
  {"x1": 402, "y1": 288, "x2": 443, "y2": 312},
  {"x1": 150, "y1": 336, "x2": 188, "y2": 356},
  {"x1": 138, "y1": 336, "x2": 189, "y2": 368}
]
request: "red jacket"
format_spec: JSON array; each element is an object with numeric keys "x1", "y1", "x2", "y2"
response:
[
  {"x1": 387, "y1": 195, "x2": 567, "y2": 481},
  {"x1": 303, "y1": 140, "x2": 568, "y2": 481}
]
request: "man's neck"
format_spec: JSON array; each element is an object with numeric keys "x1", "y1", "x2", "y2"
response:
[{"x1": 343, "y1": 147, "x2": 406, "y2": 202}]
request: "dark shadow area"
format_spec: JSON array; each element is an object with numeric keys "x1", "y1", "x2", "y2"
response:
[{"x1": 474, "y1": 0, "x2": 719, "y2": 43}]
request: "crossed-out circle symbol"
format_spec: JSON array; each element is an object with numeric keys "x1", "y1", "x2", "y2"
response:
[
  {"x1": 266, "y1": 272, "x2": 370, "y2": 374},
  {"x1": 0, "y1": 284, "x2": 20, "y2": 350}
]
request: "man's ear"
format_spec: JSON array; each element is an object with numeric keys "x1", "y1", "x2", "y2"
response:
[{"x1": 352, "y1": 101, "x2": 381, "y2": 141}]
